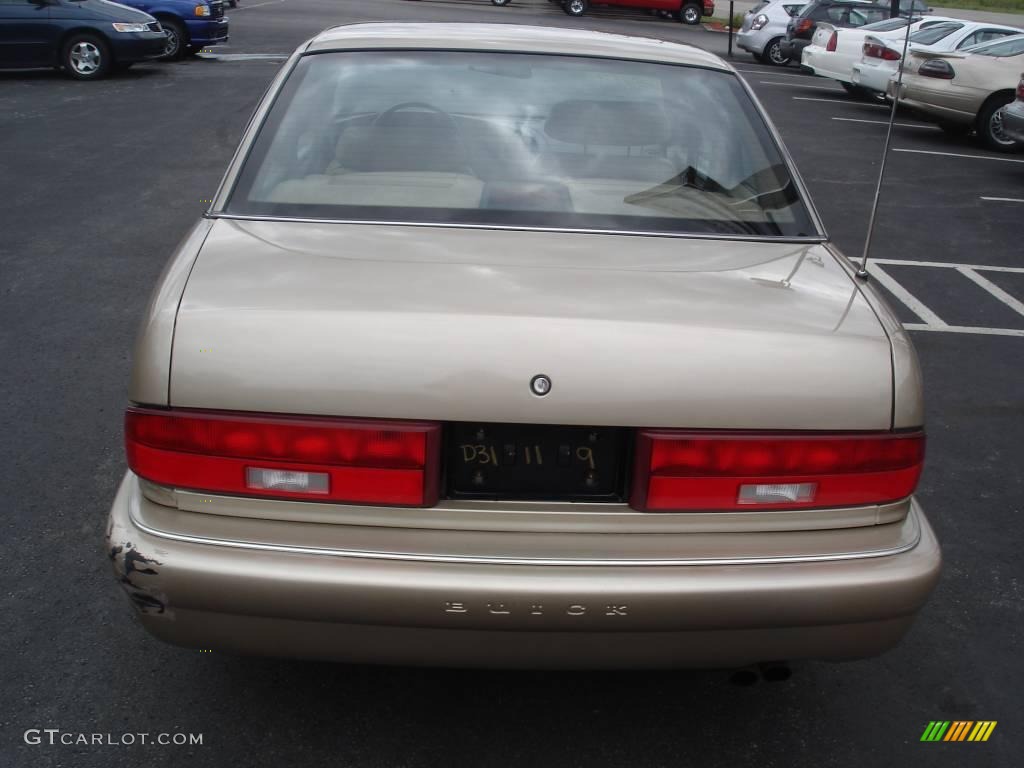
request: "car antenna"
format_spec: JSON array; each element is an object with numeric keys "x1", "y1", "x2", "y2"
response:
[{"x1": 856, "y1": 3, "x2": 916, "y2": 281}]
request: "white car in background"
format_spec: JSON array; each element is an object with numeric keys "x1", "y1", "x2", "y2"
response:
[
  {"x1": 851, "y1": 19, "x2": 1024, "y2": 96},
  {"x1": 737, "y1": 0, "x2": 808, "y2": 66},
  {"x1": 802, "y1": 16, "x2": 956, "y2": 97}
]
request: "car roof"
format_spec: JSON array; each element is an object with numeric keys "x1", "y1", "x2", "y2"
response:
[{"x1": 304, "y1": 23, "x2": 731, "y2": 71}]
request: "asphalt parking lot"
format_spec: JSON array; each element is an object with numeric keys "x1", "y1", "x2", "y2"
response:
[{"x1": 2, "y1": 1, "x2": 1021, "y2": 767}]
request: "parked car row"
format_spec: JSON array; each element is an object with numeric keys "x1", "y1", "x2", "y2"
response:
[
  {"x1": 738, "y1": 2, "x2": 1023, "y2": 152},
  {"x1": 892, "y1": 34, "x2": 1024, "y2": 151},
  {"x1": 538, "y1": 0, "x2": 714, "y2": 25},
  {"x1": 0, "y1": 0, "x2": 231, "y2": 80}
]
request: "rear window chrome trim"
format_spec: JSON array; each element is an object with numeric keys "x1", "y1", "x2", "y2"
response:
[
  {"x1": 213, "y1": 47, "x2": 829, "y2": 240},
  {"x1": 129, "y1": 499, "x2": 922, "y2": 567},
  {"x1": 207, "y1": 213, "x2": 829, "y2": 244}
]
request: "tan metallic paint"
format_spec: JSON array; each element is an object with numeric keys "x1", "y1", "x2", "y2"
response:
[
  {"x1": 108, "y1": 24, "x2": 938, "y2": 667},
  {"x1": 168, "y1": 221, "x2": 894, "y2": 430},
  {"x1": 108, "y1": 473, "x2": 941, "y2": 667}
]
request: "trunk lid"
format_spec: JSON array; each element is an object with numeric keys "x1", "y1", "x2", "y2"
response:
[{"x1": 169, "y1": 219, "x2": 893, "y2": 431}]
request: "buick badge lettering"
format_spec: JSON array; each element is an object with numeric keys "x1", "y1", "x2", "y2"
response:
[
  {"x1": 530, "y1": 374, "x2": 552, "y2": 397},
  {"x1": 443, "y1": 601, "x2": 628, "y2": 617}
]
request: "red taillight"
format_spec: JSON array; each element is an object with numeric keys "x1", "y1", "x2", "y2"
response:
[
  {"x1": 826, "y1": 31, "x2": 838, "y2": 52},
  {"x1": 1015, "y1": 75, "x2": 1023, "y2": 101},
  {"x1": 125, "y1": 408, "x2": 441, "y2": 506},
  {"x1": 918, "y1": 59, "x2": 955, "y2": 80},
  {"x1": 630, "y1": 431, "x2": 924, "y2": 512},
  {"x1": 796, "y1": 19, "x2": 813, "y2": 35},
  {"x1": 863, "y1": 42, "x2": 901, "y2": 61}
]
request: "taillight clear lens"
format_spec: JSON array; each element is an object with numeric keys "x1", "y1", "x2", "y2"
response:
[
  {"x1": 752, "y1": 13, "x2": 769, "y2": 31},
  {"x1": 125, "y1": 408, "x2": 441, "y2": 506},
  {"x1": 631, "y1": 431, "x2": 925, "y2": 512}
]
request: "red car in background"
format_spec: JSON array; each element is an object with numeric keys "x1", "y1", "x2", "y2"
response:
[{"x1": 556, "y1": 0, "x2": 716, "y2": 26}]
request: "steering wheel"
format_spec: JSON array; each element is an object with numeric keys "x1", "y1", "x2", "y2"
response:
[
  {"x1": 372, "y1": 101, "x2": 457, "y2": 127},
  {"x1": 370, "y1": 101, "x2": 473, "y2": 174}
]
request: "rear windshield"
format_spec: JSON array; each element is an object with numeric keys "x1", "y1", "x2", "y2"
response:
[
  {"x1": 910, "y1": 23, "x2": 963, "y2": 45},
  {"x1": 861, "y1": 18, "x2": 912, "y2": 32},
  {"x1": 226, "y1": 51, "x2": 816, "y2": 238},
  {"x1": 967, "y1": 34, "x2": 1024, "y2": 56}
]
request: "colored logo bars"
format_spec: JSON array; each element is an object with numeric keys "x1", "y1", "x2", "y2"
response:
[{"x1": 920, "y1": 721, "x2": 997, "y2": 742}]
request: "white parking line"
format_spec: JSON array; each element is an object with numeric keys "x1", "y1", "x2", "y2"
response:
[
  {"x1": 199, "y1": 53, "x2": 288, "y2": 60},
  {"x1": 792, "y1": 96, "x2": 889, "y2": 108},
  {"x1": 981, "y1": 196, "x2": 1024, "y2": 203},
  {"x1": 872, "y1": 258, "x2": 1024, "y2": 274},
  {"x1": 734, "y1": 68, "x2": 809, "y2": 78},
  {"x1": 862, "y1": 260, "x2": 1024, "y2": 337},
  {"x1": 957, "y1": 267, "x2": 1024, "y2": 317},
  {"x1": 892, "y1": 148, "x2": 1024, "y2": 164},
  {"x1": 760, "y1": 80, "x2": 841, "y2": 89},
  {"x1": 903, "y1": 324, "x2": 1024, "y2": 338},
  {"x1": 831, "y1": 117, "x2": 936, "y2": 130},
  {"x1": 869, "y1": 265, "x2": 948, "y2": 327}
]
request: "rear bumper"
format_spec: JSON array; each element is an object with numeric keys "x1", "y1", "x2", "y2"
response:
[
  {"x1": 107, "y1": 473, "x2": 941, "y2": 669},
  {"x1": 801, "y1": 48, "x2": 849, "y2": 84},
  {"x1": 780, "y1": 38, "x2": 809, "y2": 61},
  {"x1": 851, "y1": 62, "x2": 894, "y2": 94}
]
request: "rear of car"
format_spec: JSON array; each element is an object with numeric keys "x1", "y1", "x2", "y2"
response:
[
  {"x1": 856, "y1": 21, "x2": 1023, "y2": 96},
  {"x1": 893, "y1": 34, "x2": 1024, "y2": 151},
  {"x1": 782, "y1": 0, "x2": 888, "y2": 63},
  {"x1": 803, "y1": 16, "x2": 932, "y2": 86},
  {"x1": 107, "y1": 23, "x2": 940, "y2": 669}
]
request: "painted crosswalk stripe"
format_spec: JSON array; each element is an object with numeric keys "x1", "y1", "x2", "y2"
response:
[
  {"x1": 869, "y1": 265, "x2": 948, "y2": 327},
  {"x1": 957, "y1": 267, "x2": 1024, "y2": 317}
]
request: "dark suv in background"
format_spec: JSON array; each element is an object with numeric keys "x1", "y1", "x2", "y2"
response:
[{"x1": 780, "y1": 0, "x2": 890, "y2": 61}]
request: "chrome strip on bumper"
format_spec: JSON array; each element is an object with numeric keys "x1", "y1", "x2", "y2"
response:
[{"x1": 128, "y1": 502, "x2": 922, "y2": 567}]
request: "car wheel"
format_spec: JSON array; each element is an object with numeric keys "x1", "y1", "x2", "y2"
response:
[
  {"x1": 680, "y1": 3, "x2": 702, "y2": 25},
  {"x1": 160, "y1": 18, "x2": 187, "y2": 61},
  {"x1": 762, "y1": 37, "x2": 790, "y2": 66},
  {"x1": 61, "y1": 34, "x2": 111, "y2": 80},
  {"x1": 562, "y1": 0, "x2": 588, "y2": 15},
  {"x1": 977, "y1": 94, "x2": 1020, "y2": 153}
]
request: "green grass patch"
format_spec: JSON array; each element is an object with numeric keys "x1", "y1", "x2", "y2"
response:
[{"x1": 931, "y1": 0, "x2": 1023, "y2": 13}]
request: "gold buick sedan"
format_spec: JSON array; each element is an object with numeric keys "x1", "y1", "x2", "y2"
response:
[{"x1": 107, "y1": 22, "x2": 940, "y2": 669}]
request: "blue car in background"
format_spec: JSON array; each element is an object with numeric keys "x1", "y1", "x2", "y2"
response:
[
  {"x1": 115, "y1": 0, "x2": 230, "y2": 59},
  {"x1": 0, "y1": 0, "x2": 167, "y2": 80}
]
